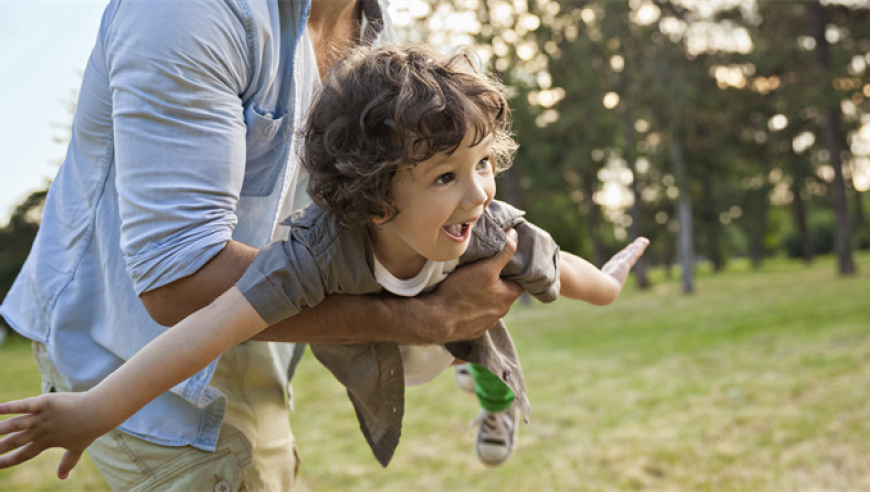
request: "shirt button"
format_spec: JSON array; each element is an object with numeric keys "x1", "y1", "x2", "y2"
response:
[
  {"x1": 502, "y1": 369, "x2": 511, "y2": 381},
  {"x1": 392, "y1": 406, "x2": 397, "y2": 413},
  {"x1": 215, "y1": 481, "x2": 230, "y2": 492},
  {"x1": 390, "y1": 369, "x2": 395, "y2": 376}
]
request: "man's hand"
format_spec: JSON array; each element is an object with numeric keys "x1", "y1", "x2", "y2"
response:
[
  {"x1": 423, "y1": 228, "x2": 524, "y2": 343},
  {"x1": 0, "y1": 393, "x2": 106, "y2": 479}
]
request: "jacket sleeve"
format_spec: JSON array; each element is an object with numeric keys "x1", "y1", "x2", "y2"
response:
[
  {"x1": 106, "y1": 0, "x2": 251, "y2": 295},
  {"x1": 501, "y1": 220, "x2": 561, "y2": 303},
  {"x1": 235, "y1": 234, "x2": 329, "y2": 325}
]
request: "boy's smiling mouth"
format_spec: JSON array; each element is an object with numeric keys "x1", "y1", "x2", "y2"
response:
[{"x1": 442, "y1": 218, "x2": 477, "y2": 242}]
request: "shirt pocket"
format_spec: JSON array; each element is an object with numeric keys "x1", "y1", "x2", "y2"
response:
[{"x1": 241, "y1": 104, "x2": 292, "y2": 197}]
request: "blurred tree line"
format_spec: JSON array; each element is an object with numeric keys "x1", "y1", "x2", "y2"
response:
[
  {"x1": 0, "y1": 190, "x2": 45, "y2": 329},
  {"x1": 396, "y1": 0, "x2": 870, "y2": 292},
  {"x1": 2, "y1": 0, "x2": 869, "y2": 328}
]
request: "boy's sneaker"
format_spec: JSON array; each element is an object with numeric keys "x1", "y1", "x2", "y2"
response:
[
  {"x1": 454, "y1": 363, "x2": 476, "y2": 393},
  {"x1": 471, "y1": 406, "x2": 519, "y2": 466}
]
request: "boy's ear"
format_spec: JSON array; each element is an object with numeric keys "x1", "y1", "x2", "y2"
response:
[
  {"x1": 371, "y1": 212, "x2": 392, "y2": 225},
  {"x1": 370, "y1": 204, "x2": 397, "y2": 225}
]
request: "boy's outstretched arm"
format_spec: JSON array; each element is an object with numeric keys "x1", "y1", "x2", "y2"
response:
[
  {"x1": 558, "y1": 237, "x2": 649, "y2": 305},
  {"x1": 0, "y1": 287, "x2": 267, "y2": 478}
]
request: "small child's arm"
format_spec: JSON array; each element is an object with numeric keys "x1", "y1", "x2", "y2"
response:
[
  {"x1": 558, "y1": 237, "x2": 649, "y2": 305},
  {"x1": 0, "y1": 286, "x2": 267, "y2": 479}
]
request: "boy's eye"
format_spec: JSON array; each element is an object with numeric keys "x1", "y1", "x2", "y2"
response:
[
  {"x1": 476, "y1": 158, "x2": 492, "y2": 171},
  {"x1": 435, "y1": 173, "x2": 455, "y2": 185}
]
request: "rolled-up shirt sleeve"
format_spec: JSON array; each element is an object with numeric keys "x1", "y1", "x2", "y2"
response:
[
  {"x1": 236, "y1": 235, "x2": 329, "y2": 326},
  {"x1": 106, "y1": 0, "x2": 251, "y2": 295}
]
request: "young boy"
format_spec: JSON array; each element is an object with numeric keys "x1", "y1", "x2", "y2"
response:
[{"x1": 0, "y1": 44, "x2": 648, "y2": 477}]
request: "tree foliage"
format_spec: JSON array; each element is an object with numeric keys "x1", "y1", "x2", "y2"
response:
[
  {"x1": 396, "y1": 0, "x2": 870, "y2": 284},
  {"x1": 0, "y1": 190, "x2": 46, "y2": 326}
]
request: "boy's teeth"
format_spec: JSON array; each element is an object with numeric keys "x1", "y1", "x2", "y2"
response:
[{"x1": 444, "y1": 223, "x2": 464, "y2": 237}]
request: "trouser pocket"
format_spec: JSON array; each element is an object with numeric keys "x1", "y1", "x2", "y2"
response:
[{"x1": 89, "y1": 426, "x2": 252, "y2": 492}]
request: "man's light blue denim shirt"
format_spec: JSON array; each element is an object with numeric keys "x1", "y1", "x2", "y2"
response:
[{"x1": 0, "y1": 0, "x2": 383, "y2": 451}]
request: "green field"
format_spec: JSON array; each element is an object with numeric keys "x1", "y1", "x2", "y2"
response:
[{"x1": 1, "y1": 253, "x2": 869, "y2": 491}]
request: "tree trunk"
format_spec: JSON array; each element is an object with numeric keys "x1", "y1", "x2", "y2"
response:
[
  {"x1": 853, "y1": 187, "x2": 866, "y2": 229},
  {"x1": 620, "y1": 102, "x2": 650, "y2": 288},
  {"x1": 663, "y1": 235, "x2": 676, "y2": 280},
  {"x1": 582, "y1": 169, "x2": 608, "y2": 267},
  {"x1": 811, "y1": 2, "x2": 856, "y2": 275},
  {"x1": 672, "y1": 137, "x2": 695, "y2": 294},
  {"x1": 821, "y1": 108, "x2": 856, "y2": 275},
  {"x1": 748, "y1": 188, "x2": 770, "y2": 269},
  {"x1": 790, "y1": 175, "x2": 814, "y2": 263},
  {"x1": 702, "y1": 174, "x2": 724, "y2": 272},
  {"x1": 787, "y1": 149, "x2": 814, "y2": 263}
]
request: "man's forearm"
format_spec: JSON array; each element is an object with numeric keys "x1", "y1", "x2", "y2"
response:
[
  {"x1": 139, "y1": 240, "x2": 451, "y2": 343},
  {"x1": 140, "y1": 240, "x2": 259, "y2": 326},
  {"x1": 252, "y1": 293, "x2": 448, "y2": 345}
]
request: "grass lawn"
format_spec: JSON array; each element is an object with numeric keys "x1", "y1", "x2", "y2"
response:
[{"x1": 1, "y1": 252, "x2": 868, "y2": 491}]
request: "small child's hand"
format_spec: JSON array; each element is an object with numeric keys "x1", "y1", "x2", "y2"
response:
[
  {"x1": 601, "y1": 237, "x2": 650, "y2": 288},
  {"x1": 0, "y1": 392, "x2": 103, "y2": 479}
]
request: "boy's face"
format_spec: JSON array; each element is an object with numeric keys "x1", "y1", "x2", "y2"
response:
[{"x1": 370, "y1": 133, "x2": 496, "y2": 278}]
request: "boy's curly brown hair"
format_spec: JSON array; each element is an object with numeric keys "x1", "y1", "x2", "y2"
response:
[{"x1": 300, "y1": 44, "x2": 517, "y2": 228}]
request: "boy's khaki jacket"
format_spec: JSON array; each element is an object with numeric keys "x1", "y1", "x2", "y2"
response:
[{"x1": 237, "y1": 200, "x2": 561, "y2": 466}]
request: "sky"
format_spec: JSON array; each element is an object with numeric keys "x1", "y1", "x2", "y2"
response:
[
  {"x1": 0, "y1": 1, "x2": 429, "y2": 227},
  {"x1": 0, "y1": 0, "x2": 109, "y2": 226}
]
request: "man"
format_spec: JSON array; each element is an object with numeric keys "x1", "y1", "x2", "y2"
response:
[{"x1": 0, "y1": 0, "x2": 521, "y2": 489}]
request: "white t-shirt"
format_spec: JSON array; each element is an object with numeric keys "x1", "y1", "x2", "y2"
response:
[{"x1": 373, "y1": 257, "x2": 462, "y2": 386}]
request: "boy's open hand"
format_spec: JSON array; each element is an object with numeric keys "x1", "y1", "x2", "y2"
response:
[
  {"x1": 0, "y1": 392, "x2": 104, "y2": 479},
  {"x1": 601, "y1": 237, "x2": 650, "y2": 287}
]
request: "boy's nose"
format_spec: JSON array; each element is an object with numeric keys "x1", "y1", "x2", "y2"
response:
[{"x1": 461, "y1": 176, "x2": 493, "y2": 210}]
